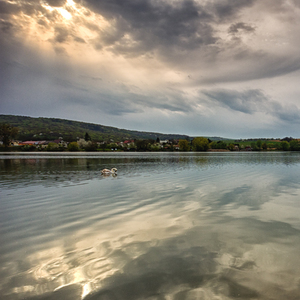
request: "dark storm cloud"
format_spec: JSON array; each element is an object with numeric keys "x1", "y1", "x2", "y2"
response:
[
  {"x1": 73, "y1": 0, "x2": 300, "y2": 85},
  {"x1": 1, "y1": 0, "x2": 298, "y2": 82},
  {"x1": 202, "y1": 88, "x2": 300, "y2": 123},
  {"x1": 77, "y1": 0, "x2": 254, "y2": 54}
]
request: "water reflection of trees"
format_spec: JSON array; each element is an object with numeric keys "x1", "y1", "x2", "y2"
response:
[
  {"x1": 2, "y1": 153, "x2": 300, "y2": 189},
  {"x1": 0, "y1": 159, "x2": 107, "y2": 188}
]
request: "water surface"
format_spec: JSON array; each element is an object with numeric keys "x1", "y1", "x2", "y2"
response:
[{"x1": 1, "y1": 152, "x2": 300, "y2": 299}]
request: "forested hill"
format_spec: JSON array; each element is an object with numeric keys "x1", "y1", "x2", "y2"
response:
[{"x1": 0, "y1": 115, "x2": 191, "y2": 142}]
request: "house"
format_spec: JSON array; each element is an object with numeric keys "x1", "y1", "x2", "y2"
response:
[
  {"x1": 36, "y1": 141, "x2": 48, "y2": 149},
  {"x1": 160, "y1": 140, "x2": 169, "y2": 144},
  {"x1": 123, "y1": 140, "x2": 134, "y2": 144},
  {"x1": 18, "y1": 141, "x2": 39, "y2": 146},
  {"x1": 52, "y1": 139, "x2": 68, "y2": 148}
]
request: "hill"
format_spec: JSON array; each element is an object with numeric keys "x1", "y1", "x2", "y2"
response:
[{"x1": 0, "y1": 115, "x2": 191, "y2": 142}]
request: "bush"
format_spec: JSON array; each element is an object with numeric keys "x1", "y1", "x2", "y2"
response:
[{"x1": 22, "y1": 145, "x2": 36, "y2": 151}]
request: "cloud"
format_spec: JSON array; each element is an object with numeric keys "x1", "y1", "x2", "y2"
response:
[
  {"x1": 1, "y1": 0, "x2": 300, "y2": 138},
  {"x1": 77, "y1": 0, "x2": 219, "y2": 55},
  {"x1": 0, "y1": 1, "x2": 21, "y2": 15},
  {"x1": 54, "y1": 46, "x2": 68, "y2": 55},
  {"x1": 207, "y1": 0, "x2": 256, "y2": 20},
  {"x1": 0, "y1": 20, "x2": 13, "y2": 33},
  {"x1": 201, "y1": 89, "x2": 270, "y2": 114},
  {"x1": 65, "y1": 86, "x2": 196, "y2": 116},
  {"x1": 201, "y1": 88, "x2": 300, "y2": 124},
  {"x1": 54, "y1": 26, "x2": 69, "y2": 43},
  {"x1": 46, "y1": 0, "x2": 66, "y2": 7},
  {"x1": 228, "y1": 22, "x2": 255, "y2": 34},
  {"x1": 71, "y1": 0, "x2": 300, "y2": 85},
  {"x1": 73, "y1": 36, "x2": 86, "y2": 43}
]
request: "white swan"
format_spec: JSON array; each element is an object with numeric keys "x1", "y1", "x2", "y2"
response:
[{"x1": 101, "y1": 168, "x2": 117, "y2": 175}]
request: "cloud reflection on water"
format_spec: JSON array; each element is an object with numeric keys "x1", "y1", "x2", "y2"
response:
[{"x1": 1, "y1": 153, "x2": 300, "y2": 299}]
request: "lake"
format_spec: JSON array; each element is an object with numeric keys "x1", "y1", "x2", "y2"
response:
[{"x1": 1, "y1": 152, "x2": 300, "y2": 300}]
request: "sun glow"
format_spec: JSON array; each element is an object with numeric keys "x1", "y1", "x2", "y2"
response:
[
  {"x1": 41, "y1": 2, "x2": 73, "y2": 20},
  {"x1": 58, "y1": 8, "x2": 72, "y2": 20},
  {"x1": 7, "y1": 0, "x2": 112, "y2": 61}
]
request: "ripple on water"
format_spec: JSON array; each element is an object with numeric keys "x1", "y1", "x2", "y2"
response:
[{"x1": 1, "y1": 153, "x2": 300, "y2": 300}]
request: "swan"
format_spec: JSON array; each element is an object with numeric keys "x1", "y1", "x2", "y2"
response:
[{"x1": 101, "y1": 168, "x2": 117, "y2": 175}]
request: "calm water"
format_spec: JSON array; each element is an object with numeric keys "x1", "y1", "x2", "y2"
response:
[{"x1": 1, "y1": 152, "x2": 300, "y2": 300}]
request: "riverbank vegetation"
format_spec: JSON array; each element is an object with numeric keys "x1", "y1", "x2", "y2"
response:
[{"x1": 1, "y1": 120, "x2": 300, "y2": 152}]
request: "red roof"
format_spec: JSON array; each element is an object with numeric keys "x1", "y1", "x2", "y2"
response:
[{"x1": 19, "y1": 141, "x2": 38, "y2": 145}]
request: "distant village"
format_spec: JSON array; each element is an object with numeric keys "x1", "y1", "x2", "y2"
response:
[
  {"x1": 1, "y1": 122, "x2": 300, "y2": 151},
  {"x1": 1, "y1": 134, "x2": 299, "y2": 152},
  {"x1": 3, "y1": 136, "x2": 183, "y2": 151}
]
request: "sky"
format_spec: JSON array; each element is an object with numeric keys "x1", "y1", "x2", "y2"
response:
[{"x1": 1, "y1": 0, "x2": 300, "y2": 138}]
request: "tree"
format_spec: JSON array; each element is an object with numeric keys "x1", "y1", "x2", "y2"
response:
[
  {"x1": 289, "y1": 140, "x2": 300, "y2": 151},
  {"x1": 0, "y1": 123, "x2": 18, "y2": 147},
  {"x1": 84, "y1": 142, "x2": 98, "y2": 151},
  {"x1": 210, "y1": 141, "x2": 227, "y2": 149},
  {"x1": 136, "y1": 139, "x2": 150, "y2": 151},
  {"x1": 68, "y1": 142, "x2": 79, "y2": 151},
  {"x1": 47, "y1": 142, "x2": 59, "y2": 151},
  {"x1": 77, "y1": 138, "x2": 89, "y2": 149},
  {"x1": 227, "y1": 144, "x2": 235, "y2": 151},
  {"x1": 192, "y1": 137, "x2": 209, "y2": 151},
  {"x1": 150, "y1": 143, "x2": 161, "y2": 151},
  {"x1": 256, "y1": 140, "x2": 262, "y2": 150},
  {"x1": 84, "y1": 132, "x2": 91, "y2": 141},
  {"x1": 275, "y1": 142, "x2": 282, "y2": 150},
  {"x1": 178, "y1": 139, "x2": 190, "y2": 151},
  {"x1": 108, "y1": 143, "x2": 118, "y2": 150},
  {"x1": 262, "y1": 142, "x2": 268, "y2": 150},
  {"x1": 282, "y1": 137, "x2": 293, "y2": 142},
  {"x1": 281, "y1": 141, "x2": 290, "y2": 151},
  {"x1": 251, "y1": 142, "x2": 257, "y2": 151}
]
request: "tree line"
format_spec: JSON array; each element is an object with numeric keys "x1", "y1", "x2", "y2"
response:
[{"x1": 2, "y1": 122, "x2": 300, "y2": 152}]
